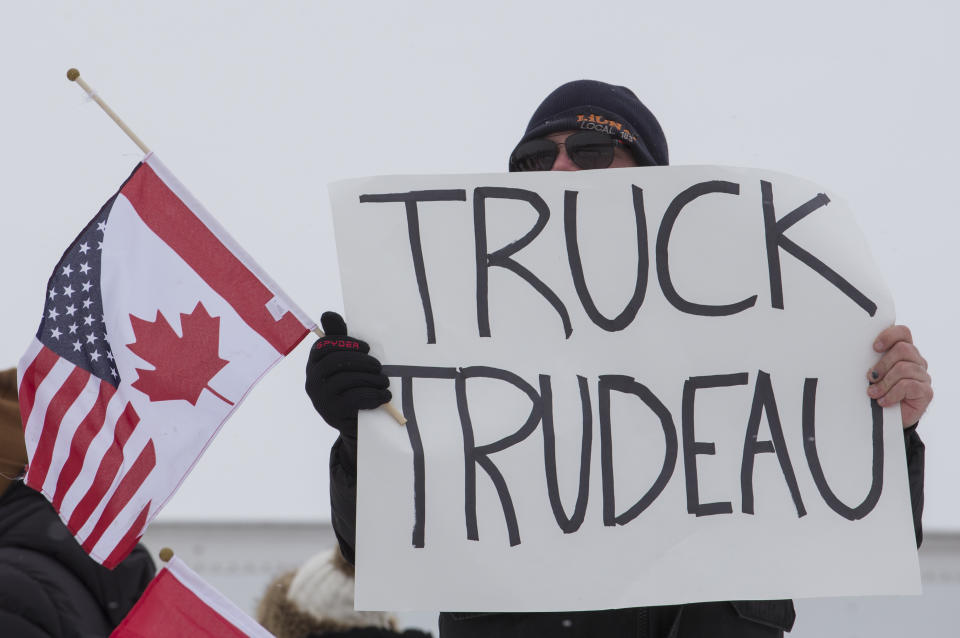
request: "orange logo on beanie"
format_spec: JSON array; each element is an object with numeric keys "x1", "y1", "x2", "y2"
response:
[{"x1": 576, "y1": 113, "x2": 638, "y2": 143}]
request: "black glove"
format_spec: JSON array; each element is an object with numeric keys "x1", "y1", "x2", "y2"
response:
[{"x1": 305, "y1": 311, "x2": 391, "y2": 437}]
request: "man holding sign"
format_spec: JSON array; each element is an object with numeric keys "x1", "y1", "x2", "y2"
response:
[{"x1": 306, "y1": 80, "x2": 930, "y2": 637}]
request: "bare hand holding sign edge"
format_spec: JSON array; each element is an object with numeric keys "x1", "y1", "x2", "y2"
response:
[{"x1": 868, "y1": 324, "x2": 933, "y2": 428}]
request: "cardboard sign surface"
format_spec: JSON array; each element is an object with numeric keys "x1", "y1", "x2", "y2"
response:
[{"x1": 330, "y1": 166, "x2": 920, "y2": 611}]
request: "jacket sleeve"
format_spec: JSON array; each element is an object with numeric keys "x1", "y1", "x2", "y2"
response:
[
  {"x1": 329, "y1": 434, "x2": 359, "y2": 565},
  {"x1": 0, "y1": 561, "x2": 60, "y2": 637},
  {"x1": 903, "y1": 424, "x2": 925, "y2": 547}
]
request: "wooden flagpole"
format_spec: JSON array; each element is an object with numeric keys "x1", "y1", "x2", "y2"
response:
[
  {"x1": 382, "y1": 400, "x2": 408, "y2": 424},
  {"x1": 67, "y1": 69, "x2": 150, "y2": 154},
  {"x1": 67, "y1": 69, "x2": 405, "y2": 426}
]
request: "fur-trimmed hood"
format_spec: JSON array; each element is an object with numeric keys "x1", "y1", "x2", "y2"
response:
[{"x1": 257, "y1": 548, "x2": 432, "y2": 638}]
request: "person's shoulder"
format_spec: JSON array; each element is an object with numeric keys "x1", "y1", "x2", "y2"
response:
[
  {"x1": 0, "y1": 606, "x2": 58, "y2": 638},
  {"x1": 0, "y1": 481, "x2": 52, "y2": 536},
  {"x1": 0, "y1": 482, "x2": 156, "y2": 624},
  {"x1": 0, "y1": 548, "x2": 70, "y2": 636}
]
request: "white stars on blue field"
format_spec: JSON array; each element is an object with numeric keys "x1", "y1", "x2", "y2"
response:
[{"x1": 37, "y1": 197, "x2": 121, "y2": 385}]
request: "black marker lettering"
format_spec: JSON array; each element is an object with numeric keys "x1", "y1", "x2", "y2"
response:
[
  {"x1": 540, "y1": 375, "x2": 592, "y2": 533},
  {"x1": 564, "y1": 186, "x2": 648, "y2": 331},
  {"x1": 456, "y1": 366, "x2": 542, "y2": 546},
  {"x1": 474, "y1": 187, "x2": 572, "y2": 339},
  {"x1": 360, "y1": 190, "x2": 468, "y2": 344},
  {"x1": 657, "y1": 181, "x2": 758, "y2": 316},
  {"x1": 761, "y1": 180, "x2": 877, "y2": 316},
  {"x1": 802, "y1": 378, "x2": 884, "y2": 520},
  {"x1": 740, "y1": 370, "x2": 806, "y2": 517},
  {"x1": 599, "y1": 375, "x2": 678, "y2": 526},
  {"x1": 382, "y1": 365, "x2": 458, "y2": 548},
  {"x1": 682, "y1": 373, "x2": 749, "y2": 516}
]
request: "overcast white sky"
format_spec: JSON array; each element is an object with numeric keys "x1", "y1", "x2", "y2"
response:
[{"x1": 1, "y1": 1, "x2": 957, "y2": 530}]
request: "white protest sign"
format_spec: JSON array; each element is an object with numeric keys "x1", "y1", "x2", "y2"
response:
[{"x1": 329, "y1": 166, "x2": 921, "y2": 612}]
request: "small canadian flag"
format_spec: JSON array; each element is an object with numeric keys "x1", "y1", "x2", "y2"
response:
[{"x1": 111, "y1": 554, "x2": 274, "y2": 637}]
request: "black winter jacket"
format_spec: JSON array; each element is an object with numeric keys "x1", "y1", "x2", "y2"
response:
[
  {"x1": 0, "y1": 481, "x2": 156, "y2": 638},
  {"x1": 330, "y1": 426, "x2": 925, "y2": 637}
]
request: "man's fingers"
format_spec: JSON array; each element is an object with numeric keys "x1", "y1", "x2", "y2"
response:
[
  {"x1": 326, "y1": 371, "x2": 390, "y2": 396},
  {"x1": 868, "y1": 341, "x2": 927, "y2": 383},
  {"x1": 868, "y1": 360, "x2": 930, "y2": 399},
  {"x1": 873, "y1": 324, "x2": 913, "y2": 353},
  {"x1": 320, "y1": 311, "x2": 349, "y2": 336},
  {"x1": 868, "y1": 323, "x2": 933, "y2": 427},
  {"x1": 874, "y1": 377, "x2": 933, "y2": 409},
  {"x1": 309, "y1": 351, "x2": 381, "y2": 376},
  {"x1": 340, "y1": 387, "x2": 393, "y2": 410}
]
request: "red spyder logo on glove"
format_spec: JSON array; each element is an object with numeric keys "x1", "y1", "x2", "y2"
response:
[{"x1": 315, "y1": 339, "x2": 360, "y2": 350}]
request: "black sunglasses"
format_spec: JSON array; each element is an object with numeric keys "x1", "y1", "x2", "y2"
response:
[{"x1": 509, "y1": 130, "x2": 635, "y2": 172}]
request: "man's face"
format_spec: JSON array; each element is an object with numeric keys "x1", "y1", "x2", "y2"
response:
[{"x1": 546, "y1": 130, "x2": 638, "y2": 171}]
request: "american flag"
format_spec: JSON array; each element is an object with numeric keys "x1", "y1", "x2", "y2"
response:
[
  {"x1": 20, "y1": 186, "x2": 154, "y2": 568},
  {"x1": 18, "y1": 156, "x2": 315, "y2": 567}
]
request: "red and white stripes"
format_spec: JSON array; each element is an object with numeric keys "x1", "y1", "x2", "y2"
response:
[{"x1": 19, "y1": 338, "x2": 154, "y2": 567}]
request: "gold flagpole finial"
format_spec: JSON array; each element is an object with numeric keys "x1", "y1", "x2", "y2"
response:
[{"x1": 158, "y1": 547, "x2": 174, "y2": 563}]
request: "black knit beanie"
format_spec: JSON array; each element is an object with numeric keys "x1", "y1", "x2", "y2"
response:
[{"x1": 510, "y1": 79, "x2": 669, "y2": 169}]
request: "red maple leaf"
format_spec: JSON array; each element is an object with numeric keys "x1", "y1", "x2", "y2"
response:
[{"x1": 126, "y1": 302, "x2": 233, "y2": 406}]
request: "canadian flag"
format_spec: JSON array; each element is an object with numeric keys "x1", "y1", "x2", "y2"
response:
[
  {"x1": 18, "y1": 155, "x2": 314, "y2": 566},
  {"x1": 111, "y1": 555, "x2": 274, "y2": 637}
]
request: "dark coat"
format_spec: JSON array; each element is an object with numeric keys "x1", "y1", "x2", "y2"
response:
[
  {"x1": 0, "y1": 481, "x2": 156, "y2": 638},
  {"x1": 330, "y1": 427, "x2": 925, "y2": 637}
]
